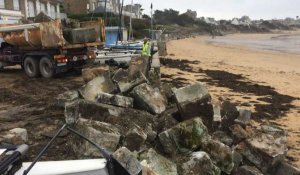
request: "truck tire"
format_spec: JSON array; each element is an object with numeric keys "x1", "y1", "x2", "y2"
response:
[
  {"x1": 24, "y1": 57, "x2": 40, "y2": 78},
  {"x1": 39, "y1": 57, "x2": 55, "y2": 78}
]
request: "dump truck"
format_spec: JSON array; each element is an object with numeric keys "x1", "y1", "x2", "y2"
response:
[{"x1": 0, "y1": 19, "x2": 106, "y2": 78}]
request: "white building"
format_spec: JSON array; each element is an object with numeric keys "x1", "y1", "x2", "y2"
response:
[
  {"x1": 0, "y1": 0, "x2": 62, "y2": 25},
  {"x1": 205, "y1": 17, "x2": 218, "y2": 25}
]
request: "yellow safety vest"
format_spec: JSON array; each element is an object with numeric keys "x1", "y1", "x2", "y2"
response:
[{"x1": 142, "y1": 42, "x2": 151, "y2": 57}]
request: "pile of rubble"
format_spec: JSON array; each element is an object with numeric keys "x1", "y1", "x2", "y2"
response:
[
  {"x1": 3, "y1": 53, "x2": 298, "y2": 175},
  {"x1": 57, "y1": 53, "x2": 300, "y2": 175}
]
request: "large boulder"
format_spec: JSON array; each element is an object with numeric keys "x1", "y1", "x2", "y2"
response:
[
  {"x1": 80, "y1": 74, "x2": 117, "y2": 102},
  {"x1": 57, "y1": 90, "x2": 79, "y2": 107},
  {"x1": 112, "y1": 69, "x2": 148, "y2": 94},
  {"x1": 181, "y1": 151, "x2": 221, "y2": 175},
  {"x1": 96, "y1": 92, "x2": 134, "y2": 108},
  {"x1": 220, "y1": 101, "x2": 239, "y2": 129},
  {"x1": 71, "y1": 118, "x2": 121, "y2": 157},
  {"x1": 201, "y1": 139, "x2": 234, "y2": 174},
  {"x1": 65, "y1": 99, "x2": 122, "y2": 125},
  {"x1": 82, "y1": 66, "x2": 110, "y2": 83},
  {"x1": 173, "y1": 82, "x2": 213, "y2": 128},
  {"x1": 158, "y1": 117, "x2": 208, "y2": 155},
  {"x1": 238, "y1": 126, "x2": 288, "y2": 174},
  {"x1": 112, "y1": 147, "x2": 142, "y2": 175},
  {"x1": 130, "y1": 83, "x2": 166, "y2": 115},
  {"x1": 124, "y1": 125, "x2": 147, "y2": 152},
  {"x1": 140, "y1": 149, "x2": 178, "y2": 175}
]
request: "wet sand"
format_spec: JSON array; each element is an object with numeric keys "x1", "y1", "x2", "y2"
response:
[{"x1": 162, "y1": 33, "x2": 300, "y2": 167}]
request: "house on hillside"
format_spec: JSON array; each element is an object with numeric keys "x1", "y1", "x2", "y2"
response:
[
  {"x1": 231, "y1": 18, "x2": 240, "y2": 25},
  {"x1": 123, "y1": 4, "x2": 142, "y2": 19},
  {"x1": 205, "y1": 17, "x2": 218, "y2": 25},
  {"x1": 94, "y1": 0, "x2": 119, "y2": 14},
  {"x1": 239, "y1": 16, "x2": 252, "y2": 26},
  {"x1": 0, "y1": 0, "x2": 62, "y2": 24}
]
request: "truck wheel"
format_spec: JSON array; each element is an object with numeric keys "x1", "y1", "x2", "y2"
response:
[
  {"x1": 24, "y1": 57, "x2": 40, "y2": 78},
  {"x1": 39, "y1": 57, "x2": 55, "y2": 78}
]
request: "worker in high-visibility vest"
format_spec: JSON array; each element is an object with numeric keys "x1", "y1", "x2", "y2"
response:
[
  {"x1": 142, "y1": 37, "x2": 152, "y2": 70},
  {"x1": 142, "y1": 37, "x2": 151, "y2": 57}
]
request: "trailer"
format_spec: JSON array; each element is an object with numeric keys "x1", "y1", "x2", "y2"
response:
[{"x1": 0, "y1": 19, "x2": 106, "y2": 78}]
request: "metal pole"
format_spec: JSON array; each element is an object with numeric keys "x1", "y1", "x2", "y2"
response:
[
  {"x1": 129, "y1": 0, "x2": 133, "y2": 40},
  {"x1": 151, "y1": 3, "x2": 153, "y2": 39},
  {"x1": 117, "y1": 0, "x2": 124, "y2": 44},
  {"x1": 104, "y1": 0, "x2": 107, "y2": 25}
]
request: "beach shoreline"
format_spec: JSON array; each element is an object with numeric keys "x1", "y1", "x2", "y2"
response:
[
  {"x1": 206, "y1": 31, "x2": 300, "y2": 55},
  {"x1": 163, "y1": 33, "x2": 300, "y2": 167}
]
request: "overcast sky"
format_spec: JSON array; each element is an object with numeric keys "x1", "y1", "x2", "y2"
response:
[{"x1": 123, "y1": 0, "x2": 299, "y2": 20}]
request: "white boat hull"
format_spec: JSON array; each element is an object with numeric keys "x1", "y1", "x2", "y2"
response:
[{"x1": 15, "y1": 159, "x2": 109, "y2": 175}]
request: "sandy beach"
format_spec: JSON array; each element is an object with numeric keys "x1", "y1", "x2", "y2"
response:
[{"x1": 162, "y1": 33, "x2": 300, "y2": 167}]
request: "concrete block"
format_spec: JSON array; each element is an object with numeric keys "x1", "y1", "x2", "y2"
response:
[
  {"x1": 112, "y1": 147, "x2": 142, "y2": 175},
  {"x1": 140, "y1": 149, "x2": 178, "y2": 175},
  {"x1": 63, "y1": 28, "x2": 96, "y2": 44},
  {"x1": 124, "y1": 125, "x2": 147, "y2": 151},
  {"x1": 201, "y1": 139, "x2": 234, "y2": 174},
  {"x1": 158, "y1": 117, "x2": 208, "y2": 155},
  {"x1": 96, "y1": 92, "x2": 134, "y2": 108},
  {"x1": 182, "y1": 151, "x2": 221, "y2": 175},
  {"x1": 71, "y1": 118, "x2": 121, "y2": 157},
  {"x1": 130, "y1": 83, "x2": 166, "y2": 115},
  {"x1": 80, "y1": 74, "x2": 118, "y2": 102},
  {"x1": 241, "y1": 130, "x2": 288, "y2": 173},
  {"x1": 112, "y1": 69, "x2": 148, "y2": 94},
  {"x1": 173, "y1": 82, "x2": 213, "y2": 128},
  {"x1": 64, "y1": 99, "x2": 122, "y2": 125}
]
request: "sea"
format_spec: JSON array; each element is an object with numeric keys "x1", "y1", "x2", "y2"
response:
[{"x1": 207, "y1": 33, "x2": 300, "y2": 54}]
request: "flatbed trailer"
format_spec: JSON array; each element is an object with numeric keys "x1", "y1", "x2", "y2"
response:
[{"x1": 0, "y1": 19, "x2": 106, "y2": 78}]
